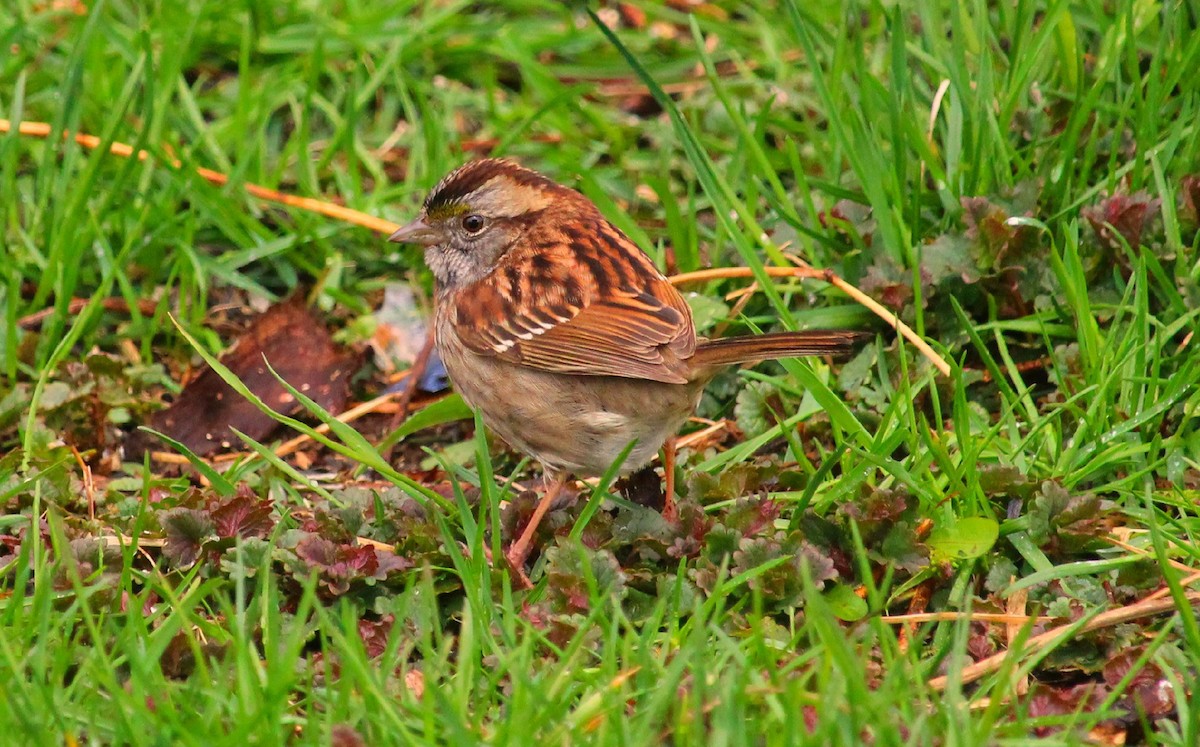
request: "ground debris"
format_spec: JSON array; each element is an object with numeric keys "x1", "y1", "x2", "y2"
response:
[{"x1": 127, "y1": 296, "x2": 359, "y2": 458}]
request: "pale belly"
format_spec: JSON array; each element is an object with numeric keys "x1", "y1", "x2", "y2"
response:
[{"x1": 436, "y1": 324, "x2": 703, "y2": 477}]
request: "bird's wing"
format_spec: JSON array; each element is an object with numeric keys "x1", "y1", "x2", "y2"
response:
[{"x1": 449, "y1": 217, "x2": 696, "y2": 384}]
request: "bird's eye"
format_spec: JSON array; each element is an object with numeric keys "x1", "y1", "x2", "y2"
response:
[{"x1": 461, "y1": 214, "x2": 486, "y2": 234}]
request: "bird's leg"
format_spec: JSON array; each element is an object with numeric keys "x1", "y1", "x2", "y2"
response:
[
  {"x1": 662, "y1": 438, "x2": 678, "y2": 524},
  {"x1": 506, "y1": 472, "x2": 569, "y2": 588}
]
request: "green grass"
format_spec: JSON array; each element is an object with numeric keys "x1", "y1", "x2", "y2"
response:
[{"x1": 4, "y1": 0, "x2": 1200, "y2": 743}]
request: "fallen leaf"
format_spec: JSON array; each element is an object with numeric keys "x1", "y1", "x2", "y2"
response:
[{"x1": 130, "y1": 296, "x2": 359, "y2": 457}]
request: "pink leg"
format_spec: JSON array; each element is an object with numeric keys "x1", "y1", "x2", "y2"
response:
[
  {"x1": 506, "y1": 473, "x2": 569, "y2": 588},
  {"x1": 662, "y1": 438, "x2": 678, "y2": 524}
]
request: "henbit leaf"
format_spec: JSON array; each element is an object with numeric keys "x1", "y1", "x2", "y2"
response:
[
  {"x1": 210, "y1": 492, "x2": 274, "y2": 540},
  {"x1": 859, "y1": 255, "x2": 915, "y2": 312},
  {"x1": 1052, "y1": 492, "x2": 1105, "y2": 531},
  {"x1": 734, "y1": 379, "x2": 792, "y2": 439},
  {"x1": 879, "y1": 521, "x2": 930, "y2": 575},
  {"x1": 920, "y1": 232, "x2": 979, "y2": 287},
  {"x1": 292, "y1": 534, "x2": 412, "y2": 596},
  {"x1": 161, "y1": 508, "x2": 216, "y2": 567},
  {"x1": 544, "y1": 541, "x2": 627, "y2": 614},
  {"x1": 702, "y1": 524, "x2": 742, "y2": 566},
  {"x1": 1026, "y1": 683, "x2": 1108, "y2": 727},
  {"x1": 977, "y1": 464, "x2": 1036, "y2": 501},
  {"x1": 839, "y1": 485, "x2": 912, "y2": 540},
  {"x1": 352, "y1": 616, "x2": 395, "y2": 662},
  {"x1": 720, "y1": 497, "x2": 783, "y2": 537},
  {"x1": 984, "y1": 556, "x2": 1019, "y2": 594},
  {"x1": 688, "y1": 463, "x2": 773, "y2": 505},
  {"x1": 1081, "y1": 191, "x2": 1162, "y2": 254},
  {"x1": 218, "y1": 537, "x2": 271, "y2": 582},
  {"x1": 610, "y1": 506, "x2": 672, "y2": 547},
  {"x1": 731, "y1": 535, "x2": 836, "y2": 609},
  {"x1": 38, "y1": 381, "x2": 75, "y2": 410},
  {"x1": 1027, "y1": 481, "x2": 1109, "y2": 551},
  {"x1": 836, "y1": 345, "x2": 877, "y2": 393}
]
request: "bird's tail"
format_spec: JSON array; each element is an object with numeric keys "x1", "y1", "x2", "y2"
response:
[{"x1": 691, "y1": 330, "x2": 864, "y2": 369}]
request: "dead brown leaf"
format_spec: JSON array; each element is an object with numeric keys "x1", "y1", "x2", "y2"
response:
[{"x1": 129, "y1": 296, "x2": 359, "y2": 458}]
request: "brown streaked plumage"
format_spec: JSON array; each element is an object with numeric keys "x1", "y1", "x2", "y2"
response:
[{"x1": 390, "y1": 158, "x2": 863, "y2": 587}]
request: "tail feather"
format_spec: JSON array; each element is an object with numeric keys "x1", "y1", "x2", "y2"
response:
[{"x1": 691, "y1": 330, "x2": 864, "y2": 369}]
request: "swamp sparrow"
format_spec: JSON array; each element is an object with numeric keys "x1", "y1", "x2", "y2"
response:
[{"x1": 390, "y1": 159, "x2": 860, "y2": 586}]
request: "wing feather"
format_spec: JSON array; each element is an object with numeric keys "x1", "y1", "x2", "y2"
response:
[{"x1": 448, "y1": 216, "x2": 696, "y2": 384}]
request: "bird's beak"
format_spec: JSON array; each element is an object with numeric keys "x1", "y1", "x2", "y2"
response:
[{"x1": 388, "y1": 218, "x2": 442, "y2": 246}]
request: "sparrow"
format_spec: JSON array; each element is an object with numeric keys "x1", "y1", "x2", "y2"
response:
[{"x1": 389, "y1": 158, "x2": 860, "y2": 586}]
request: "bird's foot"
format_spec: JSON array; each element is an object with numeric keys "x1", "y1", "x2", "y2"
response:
[{"x1": 504, "y1": 474, "x2": 569, "y2": 588}]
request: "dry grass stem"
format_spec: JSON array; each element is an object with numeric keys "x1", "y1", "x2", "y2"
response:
[{"x1": 928, "y1": 592, "x2": 1200, "y2": 691}]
